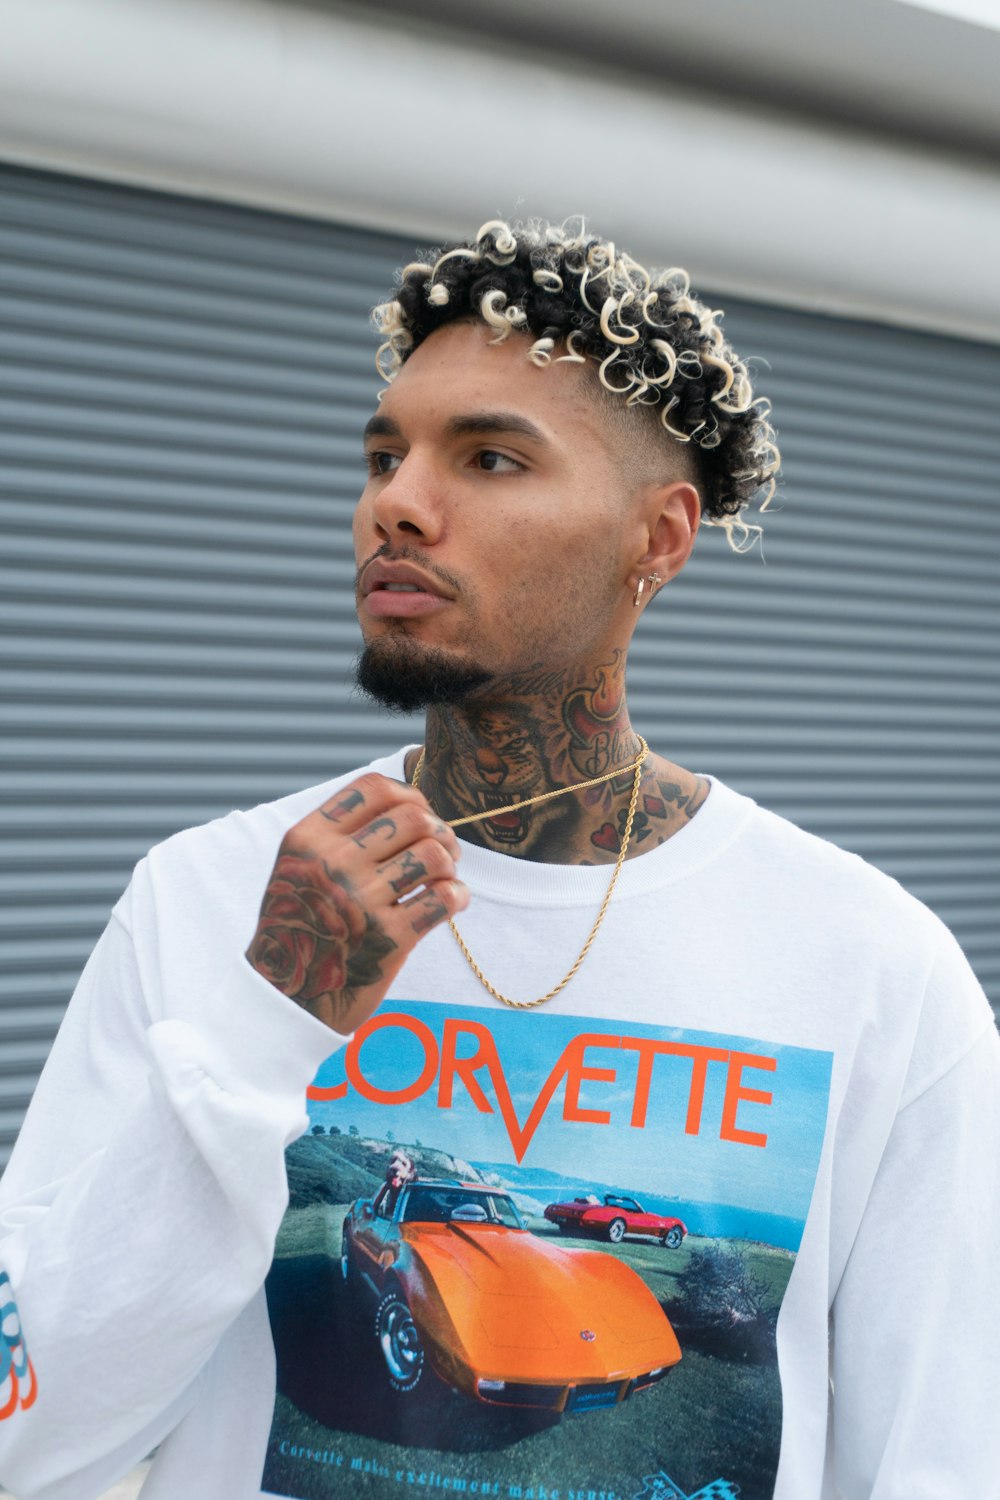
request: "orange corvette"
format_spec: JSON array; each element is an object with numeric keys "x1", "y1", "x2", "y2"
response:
[{"x1": 341, "y1": 1178, "x2": 682, "y2": 1413}]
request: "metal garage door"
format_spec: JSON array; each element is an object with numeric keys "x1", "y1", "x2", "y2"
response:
[{"x1": 1, "y1": 163, "x2": 998, "y2": 1164}]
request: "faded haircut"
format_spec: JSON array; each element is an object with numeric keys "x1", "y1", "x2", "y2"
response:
[{"x1": 371, "y1": 218, "x2": 780, "y2": 551}]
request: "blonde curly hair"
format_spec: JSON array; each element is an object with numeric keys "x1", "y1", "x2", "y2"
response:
[{"x1": 372, "y1": 218, "x2": 780, "y2": 551}]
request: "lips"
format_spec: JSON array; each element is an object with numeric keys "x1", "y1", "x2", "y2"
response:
[
  {"x1": 362, "y1": 560, "x2": 449, "y2": 598},
  {"x1": 361, "y1": 559, "x2": 452, "y2": 619}
]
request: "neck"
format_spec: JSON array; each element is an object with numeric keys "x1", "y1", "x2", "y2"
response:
[{"x1": 408, "y1": 650, "x2": 708, "y2": 864}]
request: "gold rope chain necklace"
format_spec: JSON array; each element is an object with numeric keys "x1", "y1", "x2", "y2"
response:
[{"x1": 411, "y1": 736, "x2": 648, "y2": 1010}]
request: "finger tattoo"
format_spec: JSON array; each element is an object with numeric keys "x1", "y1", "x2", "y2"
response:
[
  {"x1": 388, "y1": 848, "x2": 426, "y2": 895},
  {"x1": 320, "y1": 788, "x2": 364, "y2": 823},
  {"x1": 353, "y1": 816, "x2": 397, "y2": 849},
  {"x1": 409, "y1": 892, "x2": 448, "y2": 935}
]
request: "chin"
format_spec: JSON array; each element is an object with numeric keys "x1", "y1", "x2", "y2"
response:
[{"x1": 354, "y1": 637, "x2": 494, "y2": 713}]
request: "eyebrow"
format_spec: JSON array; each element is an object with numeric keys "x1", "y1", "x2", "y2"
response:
[
  {"x1": 362, "y1": 410, "x2": 550, "y2": 446},
  {"x1": 363, "y1": 414, "x2": 401, "y2": 443}
]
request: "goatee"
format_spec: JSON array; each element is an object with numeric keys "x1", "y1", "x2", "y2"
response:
[{"x1": 355, "y1": 636, "x2": 494, "y2": 713}]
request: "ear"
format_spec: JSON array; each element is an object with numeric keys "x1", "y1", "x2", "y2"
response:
[{"x1": 628, "y1": 480, "x2": 701, "y2": 600}]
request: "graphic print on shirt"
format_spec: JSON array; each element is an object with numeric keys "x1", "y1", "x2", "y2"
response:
[
  {"x1": 262, "y1": 1004, "x2": 833, "y2": 1500},
  {"x1": 0, "y1": 1272, "x2": 37, "y2": 1421}
]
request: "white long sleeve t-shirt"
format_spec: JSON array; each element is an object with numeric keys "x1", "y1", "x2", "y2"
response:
[{"x1": 1, "y1": 752, "x2": 997, "y2": 1500}]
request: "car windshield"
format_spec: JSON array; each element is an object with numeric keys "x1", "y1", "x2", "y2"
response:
[
  {"x1": 607, "y1": 1196, "x2": 642, "y2": 1212},
  {"x1": 400, "y1": 1185, "x2": 524, "y2": 1228}
]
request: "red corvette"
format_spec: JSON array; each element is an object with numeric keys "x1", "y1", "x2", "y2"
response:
[{"x1": 544, "y1": 1193, "x2": 687, "y2": 1249}]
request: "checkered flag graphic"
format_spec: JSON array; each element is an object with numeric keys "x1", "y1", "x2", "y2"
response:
[{"x1": 634, "y1": 1474, "x2": 740, "y2": 1500}]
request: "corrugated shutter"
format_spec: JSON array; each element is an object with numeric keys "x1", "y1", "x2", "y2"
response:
[{"x1": 1, "y1": 163, "x2": 997, "y2": 1166}]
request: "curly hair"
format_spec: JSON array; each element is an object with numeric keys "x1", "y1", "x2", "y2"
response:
[{"x1": 371, "y1": 218, "x2": 780, "y2": 551}]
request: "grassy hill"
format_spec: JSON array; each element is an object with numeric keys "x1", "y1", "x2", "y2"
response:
[{"x1": 284, "y1": 1132, "x2": 487, "y2": 1210}]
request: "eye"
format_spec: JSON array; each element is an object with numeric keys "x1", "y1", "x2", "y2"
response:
[
  {"x1": 366, "y1": 449, "x2": 402, "y2": 476},
  {"x1": 475, "y1": 450, "x2": 523, "y2": 473}
]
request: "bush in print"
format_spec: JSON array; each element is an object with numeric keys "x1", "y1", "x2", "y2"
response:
[{"x1": 664, "y1": 1244, "x2": 778, "y2": 1363}]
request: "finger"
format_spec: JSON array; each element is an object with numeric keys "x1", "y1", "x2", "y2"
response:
[
  {"x1": 392, "y1": 879, "x2": 470, "y2": 941},
  {"x1": 350, "y1": 802, "x2": 461, "y2": 864},
  {"x1": 311, "y1": 772, "x2": 429, "y2": 837},
  {"x1": 374, "y1": 837, "x2": 458, "y2": 902}
]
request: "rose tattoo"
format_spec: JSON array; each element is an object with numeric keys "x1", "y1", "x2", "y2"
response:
[{"x1": 247, "y1": 855, "x2": 394, "y2": 1007}]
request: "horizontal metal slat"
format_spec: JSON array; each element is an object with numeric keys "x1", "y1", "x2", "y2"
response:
[
  {"x1": 0, "y1": 495, "x2": 364, "y2": 554},
  {"x1": 0, "y1": 259, "x2": 375, "y2": 341},
  {"x1": 1, "y1": 290, "x2": 382, "y2": 372},
  {"x1": 0, "y1": 175, "x2": 401, "y2": 284},
  {"x1": 0, "y1": 220, "x2": 381, "y2": 311},
  {"x1": 0, "y1": 362, "x2": 375, "y2": 427},
  {"x1": 1, "y1": 935, "x2": 105, "y2": 971},
  {"x1": 0, "y1": 464, "x2": 361, "y2": 521},
  {"x1": 0, "y1": 329, "x2": 358, "y2": 402},
  {"x1": 0, "y1": 1004, "x2": 69, "y2": 1040},
  {"x1": 0, "y1": 902, "x2": 117, "y2": 935}
]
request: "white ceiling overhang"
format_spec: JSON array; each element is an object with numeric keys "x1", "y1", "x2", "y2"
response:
[
  {"x1": 358, "y1": 0, "x2": 1000, "y2": 159},
  {"x1": 1, "y1": 0, "x2": 999, "y2": 341}
]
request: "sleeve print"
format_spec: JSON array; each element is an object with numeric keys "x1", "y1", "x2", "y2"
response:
[{"x1": 0, "y1": 1272, "x2": 37, "y2": 1421}]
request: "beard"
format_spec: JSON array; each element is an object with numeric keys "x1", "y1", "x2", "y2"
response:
[{"x1": 354, "y1": 635, "x2": 495, "y2": 713}]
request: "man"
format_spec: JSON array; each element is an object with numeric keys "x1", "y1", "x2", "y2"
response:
[{"x1": 0, "y1": 219, "x2": 997, "y2": 1500}]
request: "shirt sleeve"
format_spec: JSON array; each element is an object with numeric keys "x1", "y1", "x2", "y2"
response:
[
  {"x1": 0, "y1": 890, "x2": 340, "y2": 1500},
  {"x1": 830, "y1": 953, "x2": 1000, "y2": 1499}
]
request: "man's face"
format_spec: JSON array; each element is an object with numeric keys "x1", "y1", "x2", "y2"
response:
[{"x1": 353, "y1": 321, "x2": 646, "y2": 702}]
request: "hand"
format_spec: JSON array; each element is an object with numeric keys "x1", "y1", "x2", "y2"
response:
[{"x1": 245, "y1": 773, "x2": 468, "y2": 1033}]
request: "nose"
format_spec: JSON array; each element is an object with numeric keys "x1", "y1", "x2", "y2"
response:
[{"x1": 367, "y1": 456, "x2": 445, "y2": 546}]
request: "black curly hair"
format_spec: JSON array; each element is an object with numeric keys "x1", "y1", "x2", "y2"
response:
[{"x1": 372, "y1": 218, "x2": 780, "y2": 550}]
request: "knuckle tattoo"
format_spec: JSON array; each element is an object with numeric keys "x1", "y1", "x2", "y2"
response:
[
  {"x1": 353, "y1": 815, "x2": 397, "y2": 849},
  {"x1": 319, "y1": 787, "x2": 365, "y2": 824},
  {"x1": 410, "y1": 891, "x2": 447, "y2": 935},
  {"x1": 388, "y1": 848, "x2": 426, "y2": 895}
]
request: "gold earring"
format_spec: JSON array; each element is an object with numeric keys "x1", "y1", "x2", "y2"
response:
[{"x1": 633, "y1": 573, "x2": 662, "y2": 608}]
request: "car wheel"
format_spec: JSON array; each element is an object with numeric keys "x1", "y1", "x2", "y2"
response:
[
  {"x1": 661, "y1": 1226, "x2": 684, "y2": 1250},
  {"x1": 606, "y1": 1217, "x2": 626, "y2": 1244},
  {"x1": 375, "y1": 1288, "x2": 425, "y2": 1393}
]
